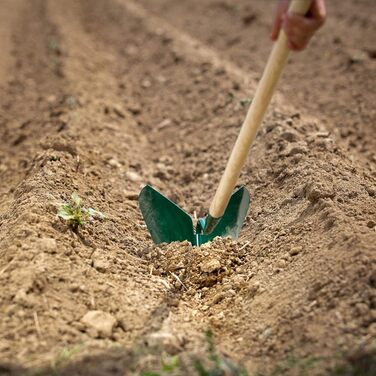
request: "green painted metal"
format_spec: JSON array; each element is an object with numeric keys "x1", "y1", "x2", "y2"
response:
[
  {"x1": 195, "y1": 186, "x2": 250, "y2": 245},
  {"x1": 138, "y1": 185, "x2": 196, "y2": 245},
  {"x1": 139, "y1": 185, "x2": 250, "y2": 246},
  {"x1": 202, "y1": 214, "x2": 220, "y2": 235}
]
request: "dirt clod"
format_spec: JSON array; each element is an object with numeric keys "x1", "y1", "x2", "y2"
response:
[
  {"x1": 38, "y1": 237, "x2": 57, "y2": 254},
  {"x1": 147, "y1": 330, "x2": 184, "y2": 355},
  {"x1": 81, "y1": 310, "x2": 117, "y2": 338},
  {"x1": 200, "y1": 258, "x2": 222, "y2": 273},
  {"x1": 289, "y1": 246, "x2": 303, "y2": 256}
]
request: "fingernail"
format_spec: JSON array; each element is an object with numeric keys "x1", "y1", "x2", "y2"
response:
[{"x1": 318, "y1": 2, "x2": 325, "y2": 17}]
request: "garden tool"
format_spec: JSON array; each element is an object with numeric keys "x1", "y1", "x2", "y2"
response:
[{"x1": 139, "y1": 0, "x2": 312, "y2": 246}]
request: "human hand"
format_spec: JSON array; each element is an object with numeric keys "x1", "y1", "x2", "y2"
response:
[{"x1": 270, "y1": 0, "x2": 326, "y2": 51}]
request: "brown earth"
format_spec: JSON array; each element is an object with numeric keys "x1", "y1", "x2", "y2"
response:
[{"x1": 0, "y1": 0, "x2": 375, "y2": 375}]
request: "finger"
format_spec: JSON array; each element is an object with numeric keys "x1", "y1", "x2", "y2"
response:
[
  {"x1": 287, "y1": 38, "x2": 308, "y2": 51},
  {"x1": 285, "y1": 28, "x2": 312, "y2": 50},
  {"x1": 309, "y1": 0, "x2": 326, "y2": 25},
  {"x1": 285, "y1": 28, "x2": 309, "y2": 51},
  {"x1": 286, "y1": 13, "x2": 322, "y2": 35},
  {"x1": 270, "y1": 0, "x2": 289, "y2": 41},
  {"x1": 283, "y1": 13, "x2": 321, "y2": 49},
  {"x1": 270, "y1": 13, "x2": 283, "y2": 41}
]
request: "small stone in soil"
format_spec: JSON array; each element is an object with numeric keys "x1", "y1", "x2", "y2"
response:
[
  {"x1": 123, "y1": 190, "x2": 139, "y2": 200},
  {"x1": 147, "y1": 330, "x2": 183, "y2": 355},
  {"x1": 92, "y1": 252, "x2": 110, "y2": 273},
  {"x1": 157, "y1": 118, "x2": 172, "y2": 130},
  {"x1": 112, "y1": 105, "x2": 125, "y2": 118},
  {"x1": 127, "y1": 102, "x2": 141, "y2": 115},
  {"x1": 289, "y1": 246, "x2": 303, "y2": 256},
  {"x1": 284, "y1": 142, "x2": 309, "y2": 156},
  {"x1": 367, "y1": 220, "x2": 375, "y2": 229},
  {"x1": 107, "y1": 158, "x2": 121, "y2": 168},
  {"x1": 13, "y1": 289, "x2": 36, "y2": 308},
  {"x1": 247, "y1": 281, "x2": 260, "y2": 299},
  {"x1": 125, "y1": 170, "x2": 142, "y2": 183},
  {"x1": 81, "y1": 310, "x2": 117, "y2": 338},
  {"x1": 209, "y1": 289, "x2": 237, "y2": 306},
  {"x1": 39, "y1": 237, "x2": 57, "y2": 254},
  {"x1": 200, "y1": 258, "x2": 221, "y2": 273}
]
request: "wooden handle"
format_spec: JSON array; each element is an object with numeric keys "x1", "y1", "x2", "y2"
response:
[{"x1": 209, "y1": 0, "x2": 312, "y2": 219}]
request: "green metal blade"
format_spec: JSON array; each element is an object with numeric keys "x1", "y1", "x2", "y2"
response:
[
  {"x1": 197, "y1": 186, "x2": 250, "y2": 245},
  {"x1": 139, "y1": 185, "x2": 250, "y2": 246},
  {"x1": 139, "y1": 185, "x2": 195, "y2": 244}
]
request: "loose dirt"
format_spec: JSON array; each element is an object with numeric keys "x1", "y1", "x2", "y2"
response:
[{"x1": 0, "y1": 1, "x2": 375, "y2": 375}]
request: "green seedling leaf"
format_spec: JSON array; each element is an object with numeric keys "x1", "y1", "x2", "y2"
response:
[
  {"x1": 161, "y1": 355, "x2": 179, "y2": 372},
  {"x1": 240, "y1": 98, "x2": 252, "y2": 107},
  {"x1": 57, "y1": 194, "x2": 104, "y2": 231},
  {"x1": 57, "y1": 209, "x2": 74, "y2": 221},
  {"x1": 192, "y1": 329, "x2": 249, "y2": 376},
  {"x1": 71, "y1": 192, "x2": 81, "y2": 207},
  {"x1": 85, "y1": 207, "x2": 106, "y2": 220},
  {"x1": 47, "y1": 36, "x2": 60, "y2": 52}
]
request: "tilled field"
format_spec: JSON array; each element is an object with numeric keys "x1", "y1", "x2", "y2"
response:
[{"x1": 0, "y1": 1, "x2": 375, "y2": 375}]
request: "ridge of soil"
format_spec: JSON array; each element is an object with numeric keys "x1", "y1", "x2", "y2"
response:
[{"x1": 0, "y1": 0, "x2": 375, "y2": 375}]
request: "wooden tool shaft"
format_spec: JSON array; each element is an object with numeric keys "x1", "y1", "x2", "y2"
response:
[{"x1": 209, "y1": 0, "x2": 312, "y2": 219}]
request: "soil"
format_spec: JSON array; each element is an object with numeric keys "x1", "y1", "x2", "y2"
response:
[{"x1": 0, "y1": 0, "x2": 375, "y2": 375}]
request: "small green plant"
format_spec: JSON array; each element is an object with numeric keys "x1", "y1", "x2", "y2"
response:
[
  {"x1": 193, "y1": 330, "x2": 248, "y2": 376},
  {"x1": 140, "y1": 355, "x2": 179, "y2": 376},
  {"x1": 57, "y1": 193, "x2": 105, "y2": 231},
  {"x1": 65, "y1": 95, "x2": 78, "y2": 110},
  {"x1": 331, "y1": 350, "x2": 376, "y2": 376},
  {"x1": 239, "y1": 98, "x2": 252, "y2": 107},
  {"x1": 53, "y1": 345, "x2": 85, "y2": 369},
  {"x1": 253, "y1": 353, "x2": 322, "y2": 376},
  {"x1": 139, "y1": 330, "x2": 247, "y2": 376},
  {"x1": 47, "y1": 36, "x2": 60, "y2": 53}
]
